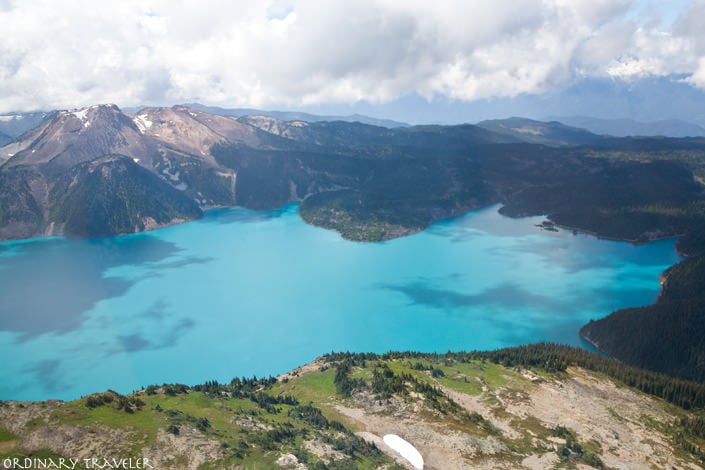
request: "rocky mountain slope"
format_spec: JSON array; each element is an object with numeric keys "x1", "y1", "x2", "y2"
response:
[
  {"x1": 0, "y1": 105, "x2": 206, "y2": 239},
  {"x1": 2, "y1": 344, "x2": 705, "y2": 469},
  {"x1": 2, "y1": 105, "x2": 154, "y2": 169},
  {"x1": 182, "y1": 103, "x2": 410, "y2": 128},
  {"x1": 0, "y1": 104, "x2": 287, "y2": 239}
]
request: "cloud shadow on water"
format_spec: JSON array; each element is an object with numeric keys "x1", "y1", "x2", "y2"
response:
[
  {"x1": 112, "y1": 301, "x2": 197, "y2": 354},
  {"x1": 377, "y1": 279, "x2": 561, "y2": 311},
  {"x1": 118, "y1": 334, "x2": 151, "y2": 352},
  {"x1": 22, "y1": 359, "x2": 70, "y2": 394},
  {"x1": 0, "y1": 235, "x2": 202, "y2": 339}
]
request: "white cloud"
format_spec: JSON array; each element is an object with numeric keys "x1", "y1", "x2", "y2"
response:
[{"x1": 0, "y1": 0, "x2": 702, "y2": 112}]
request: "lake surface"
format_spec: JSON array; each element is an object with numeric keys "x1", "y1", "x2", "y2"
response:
[{"x1": 0, "y1": 204, "x2": 681, "y2": 401}]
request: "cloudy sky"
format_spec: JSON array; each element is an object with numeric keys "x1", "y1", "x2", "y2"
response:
[{"x1": 1, "y1": 0, "x2": 704, "y2": 121}]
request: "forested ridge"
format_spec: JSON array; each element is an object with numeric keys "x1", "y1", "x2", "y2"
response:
[
  {"x1": 324, "y1": 343, "x2": 705, "y2": 411},
  {"x1": 580, "y1": 252, "x2": 705, "y2": 382}
]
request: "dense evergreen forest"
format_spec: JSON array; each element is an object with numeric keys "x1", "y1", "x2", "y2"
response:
[
  {"x1": 581, "y1": 253, "x2": 705, "y2": 382},
  {"x1": 212, "y1": 134, "x2": 704, "y2": 243}
]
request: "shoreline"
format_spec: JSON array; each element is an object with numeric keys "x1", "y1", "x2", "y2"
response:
[
  {"x1": 0, "y1": 201, "x2": 685, "y2": 400},
  {"x1": 0, "y1": 197, "x2": 689, "y2": 249}
]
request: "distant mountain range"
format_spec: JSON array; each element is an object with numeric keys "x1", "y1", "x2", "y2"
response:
[
  {"x1": 5, "y1": 102, "x2": 705, "y2": 148},
  {"x1": 123, "y1": 103, "x2": 411, "y2": 129},
  {"x1": 476, "y1": 117, "x2": 604, "y2": 146},
  {"x1": 548, "y1": 115, "x2": 705, "y2": 138},
  {"x1": 0, "y1": 111, "x2": 54, "y2": 145},
  {"x1": 321, "y1": 76, "x2": 705, "y2": 128}
]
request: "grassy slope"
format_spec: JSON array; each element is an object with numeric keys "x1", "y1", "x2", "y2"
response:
[{"x1": 3, "y1": 346, "x2": 705, "y2": 469}]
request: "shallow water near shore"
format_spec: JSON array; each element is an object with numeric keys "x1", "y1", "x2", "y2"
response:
[{"x1": 0, "y1": 204, "x2": 681, "y2": 401}]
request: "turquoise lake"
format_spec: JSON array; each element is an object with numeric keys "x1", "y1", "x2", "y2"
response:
[{"x1": 0, "y1": 204, "x2": 682, "y2": 401}]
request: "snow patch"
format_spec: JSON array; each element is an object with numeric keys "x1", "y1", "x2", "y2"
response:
[
  {"x1": 133, "y1": 158, "x2": 140, "y2": 163},
  {"x1": 0, "y1": 115, "x2": 19, "y2": 122},
  {"x1": 71, "y1": 108, "x2": 89, "y2": 121},
  {"x1": 133, "y1": 114, "x2": 153, "y2": 134},
  {"x1": 513, "y1": 126, "x2": 542, "y2": 136},
  {"x1": 383, "y1": 435, "x2": 423, "y2": 469}
]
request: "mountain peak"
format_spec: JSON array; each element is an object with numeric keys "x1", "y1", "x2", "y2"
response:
[
  {"x1": 2, "y1": 103, "x2": 152, "y2": 169},
  {"x1": 476, "y1": 117, "x2": 603, "y2": 146},
  {"x1": 56, "y1": 103, "x2": 125, "y2": 127},
  {"x1": 58, "y1": 103, "x2": 121, "y2": 122}
]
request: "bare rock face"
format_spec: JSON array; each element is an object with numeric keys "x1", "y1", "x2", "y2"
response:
[
  {"x1": 143, "y1": 428, "x2": 225, "y2": 470},
  {"x1": 275, "y1": 453, "x2": 301, "y2": 468},
  {"x1": 237, "y1": 114, "x2": 310, "y2": 141},
  {"x1": 0, "y1": 103, "x2": 313, "y2": 241},
  {"x1": 3, "y1": 104, "x2": 156, "y2": 170},
  {"x1": 134, "y1": 106, "x2": 269, "y2": 159}
]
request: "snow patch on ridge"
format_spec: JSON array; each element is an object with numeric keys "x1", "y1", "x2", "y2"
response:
[
  {"x1": 133, "y1": 114, "x2": 153, "y2": 134},
  {"x1": 71, "y1": 108, "x2": 89, "y2": 121}
]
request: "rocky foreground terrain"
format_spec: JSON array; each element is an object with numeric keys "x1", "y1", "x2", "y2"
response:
[{"x1": 2, "y1": 347, "x2": 704, "y2": 469}]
